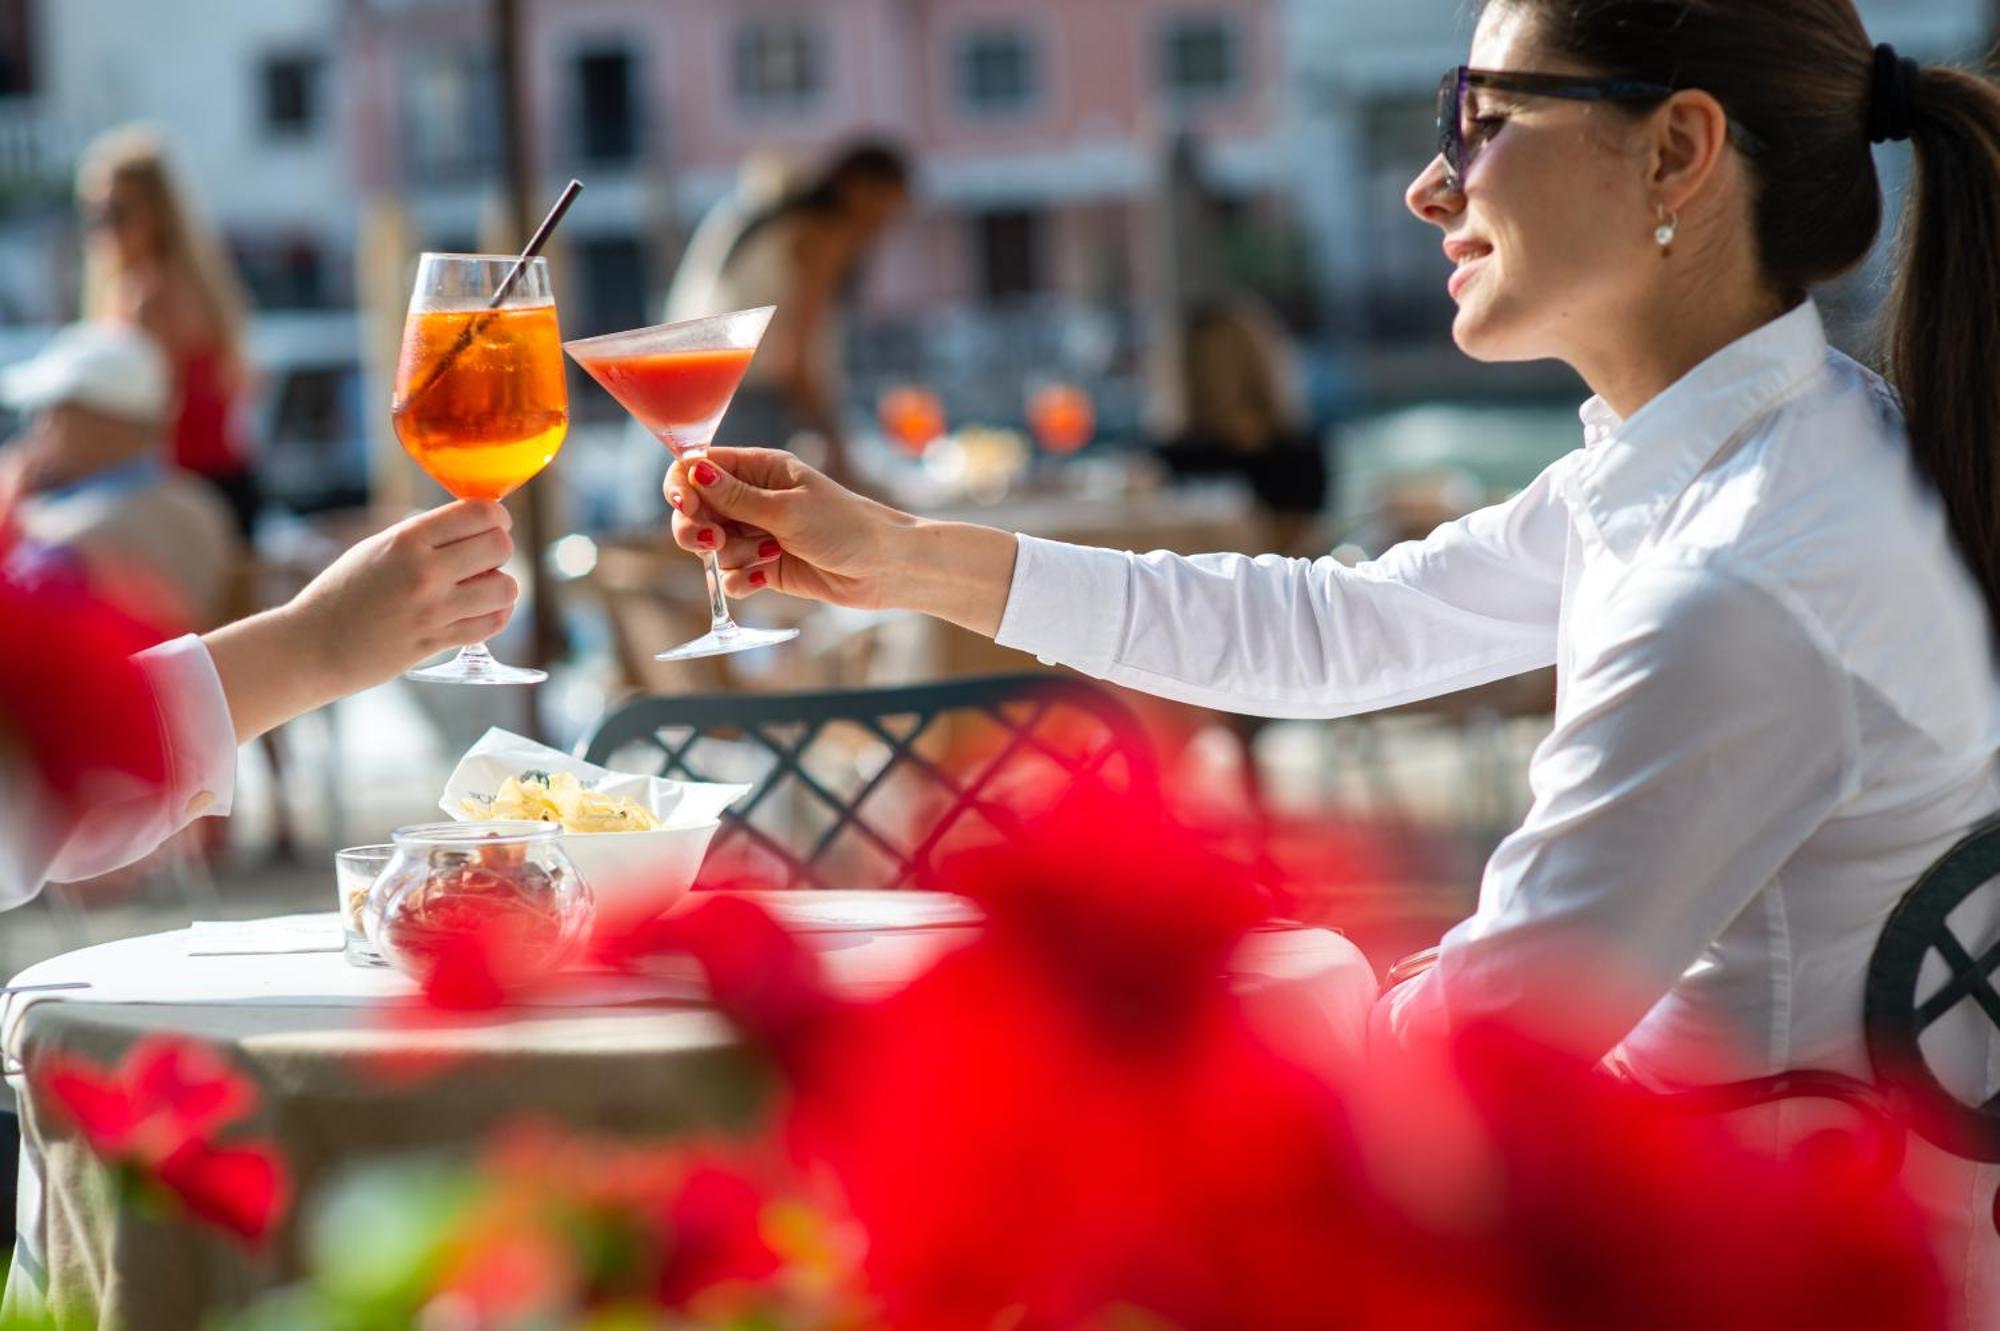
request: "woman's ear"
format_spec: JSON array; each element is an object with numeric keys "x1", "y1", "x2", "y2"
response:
[{"x1": 1651, "y1": 89, "x2": 1732, "y2": 212}]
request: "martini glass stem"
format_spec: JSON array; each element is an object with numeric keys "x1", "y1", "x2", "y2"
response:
[{"x1": 686, "y1": 445, "x2": 738, "y2": 638}]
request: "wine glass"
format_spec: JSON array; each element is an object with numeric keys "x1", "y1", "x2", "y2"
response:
[
  {"x1": 391, "y1": 252, "x2": 568, "y2": 685},
  {"x1": 564, "y1": 306, "x2": 798, "y2": 663}
]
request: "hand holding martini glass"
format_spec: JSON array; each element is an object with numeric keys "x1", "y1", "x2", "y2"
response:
[{"x1": 564, "y1": 307, "x2": 798, "y2": 662}]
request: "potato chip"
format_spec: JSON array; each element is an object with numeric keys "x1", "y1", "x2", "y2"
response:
[{"x1": 461, "y1": 770, "x2": 661, "y2": 834}]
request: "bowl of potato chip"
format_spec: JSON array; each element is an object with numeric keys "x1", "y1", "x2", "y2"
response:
[{"x1": 456, "y1": 768, "x2": 723, "y2": 938}]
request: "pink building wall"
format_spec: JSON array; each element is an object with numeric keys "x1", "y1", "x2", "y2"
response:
[{"x1": 349, "y1": 0, "x2": 1285, "y2": 320}]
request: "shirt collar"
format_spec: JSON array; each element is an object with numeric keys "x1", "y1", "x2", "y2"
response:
[{"x1": 1572, "y1": 299, "x2": 1829, "y2": 559}]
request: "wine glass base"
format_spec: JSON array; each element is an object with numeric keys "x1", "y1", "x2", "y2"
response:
[
  {"x1": 655, "y1": 625, "x2": 800, "y2": 663},
  {"x1": 405, "y1": 656, "x2": 549, "y2": 686}
]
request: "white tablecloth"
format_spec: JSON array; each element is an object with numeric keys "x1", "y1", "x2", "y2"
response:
[{"x1": 3, "y1": 891, "x2": 1375, "y2": 1331}]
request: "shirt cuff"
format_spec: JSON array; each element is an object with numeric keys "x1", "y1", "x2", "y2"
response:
[
  {"x1": 992, "y1": 536, "x2": 1131, "y2": 678},
  {"x1": 139, "y1": 634, "x2": 236, "y2": 822}
]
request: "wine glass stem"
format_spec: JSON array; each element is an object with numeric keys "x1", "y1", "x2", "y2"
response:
[{"x1": 456, "y1": 642, "x2": 499, "y2": 669}]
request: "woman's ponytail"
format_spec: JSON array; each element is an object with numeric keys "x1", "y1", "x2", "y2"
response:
[{"x1": 1882, "y1": 59, "x2": 2000, "y2": 634}]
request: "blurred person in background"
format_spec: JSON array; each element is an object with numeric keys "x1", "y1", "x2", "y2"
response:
[
  {"x1": 1148, "y1": 132, "x2": 1329, "y2": 555},
  {"x1": 0, "y1": 322, "x2": 237, "y2": 631},
  {"x1": 665, "y1": 141, "x2": 912, "y2": 486},
  {"x1": 77, "y1": 127, "x2": 261, "y2": 540},
  {"x1": 1150, "y1": 294, "x2": 1328, "y2": 555},
  {"x1": 663, "y1": 4, "x2": 2000, "y2": 1321}
]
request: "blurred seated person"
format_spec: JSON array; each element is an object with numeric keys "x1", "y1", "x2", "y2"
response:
[
  {"x1": 1150, "y1": 296, "x2": 1329, "y2": 555},
  {"x1": 665, "y1": 141, "x2": 913, "y2": 487},
  {"x1": 0, "y1": 322, "x2": 237, "y2": 630}
]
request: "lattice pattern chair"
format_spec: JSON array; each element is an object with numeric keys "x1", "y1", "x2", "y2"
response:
[
  {"x1": 1387, "y1": 816, "x2": 2000, "y2": 1202},
  {"x1": 580, "y1": 674, "x2": 1158, "y2": 892}
]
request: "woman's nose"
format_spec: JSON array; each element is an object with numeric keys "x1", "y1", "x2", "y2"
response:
[{"x1": 1405, "y1": 155, "x2": 1464, "y2": 226}]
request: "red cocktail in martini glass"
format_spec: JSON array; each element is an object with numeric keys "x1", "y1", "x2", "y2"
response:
[{"x1": 565, "y1": 306, "x2": 797, "y2": 662}]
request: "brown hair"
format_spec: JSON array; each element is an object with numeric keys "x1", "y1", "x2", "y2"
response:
[
  {"x1": 1486, "y1": 0, "x2": 2000, "y2": 632},
  {"x1": 77, "y1": 126, "x2": 250, "y2": 373}
]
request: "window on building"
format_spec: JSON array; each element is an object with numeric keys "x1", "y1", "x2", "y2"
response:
[
  {"x1": 403, "y1": 48, "x2": 503, "y2": 181},
  {"x1": 733, "y1": 19, "x2": 822, "y2": 112},
  {"x1": 957, "y1": 29, "x2": 1038, "y2": 116},
  {"x1": 0, "y1": 0, "x2": 35, "y2": 97},
  {"x1": 229, "y1": 236, "x2": 332, "y2": 311},
  {"x1": 261, "y1": 53, "x2": 323, "y2": 138},
  {"x1": 975, "y1": 209, "x2": 1044, "y2": 303},
  {"x1": 575, "y1": 236, "x2": 650, "y2": 341},
  {"x1": 1162, "y1": 17, "x2": 1240, "y2": 101},
  {"x1": 575, "y1": 47, "x2": 640, "y2": 165}
]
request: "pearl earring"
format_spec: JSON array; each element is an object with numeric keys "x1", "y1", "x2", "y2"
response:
[{"x1": 1654, "y1": 207, "x2": 1679, "y2": 256}]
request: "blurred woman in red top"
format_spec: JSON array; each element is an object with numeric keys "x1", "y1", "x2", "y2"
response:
[{"x1": 76, "y1": 128, "x2": 259, "y2": 538}]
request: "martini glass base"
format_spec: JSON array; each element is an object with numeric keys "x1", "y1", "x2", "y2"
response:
[{"x1": 655, "y1": 624, "x2": 800, "y2": 663}]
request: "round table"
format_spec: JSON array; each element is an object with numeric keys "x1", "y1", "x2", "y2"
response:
[{"x1": 1, "y1": 893, "x2": 1375, "y2": 1331}]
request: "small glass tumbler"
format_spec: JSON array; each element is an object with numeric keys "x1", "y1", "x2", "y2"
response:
[{"x1": 334, "y1": 845, "x2": 395, "y2": 967}]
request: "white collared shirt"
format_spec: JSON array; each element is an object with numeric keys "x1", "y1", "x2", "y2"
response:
[
  {"x1": 0, "y1": 634, "x2": 236, "y2": 906},
  {"x1": 996, "y1": 300, "x2": 2000, "y2": 1088}
]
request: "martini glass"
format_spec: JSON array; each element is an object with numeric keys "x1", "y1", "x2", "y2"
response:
[{"x1": 565, "y1": 306, "x2": 797, "y2": 662}]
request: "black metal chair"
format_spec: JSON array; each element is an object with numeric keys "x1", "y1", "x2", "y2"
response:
[
  {"x1": 1386, "y1": 816, "x2": 2000, "y2": 1194},
  {"x1": 1668, "y1": 816, "x2": 2000, "y2": 1191},
  {"x1": 580, "y1": 674, "x2": 1158, "y2": 892}
]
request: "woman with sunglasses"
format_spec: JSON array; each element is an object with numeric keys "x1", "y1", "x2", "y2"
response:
[{"x1": 669, "y1": 1, "x2": 2000, "y2": 1310}]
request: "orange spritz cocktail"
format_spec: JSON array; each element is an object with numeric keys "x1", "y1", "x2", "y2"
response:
[{"x1": 393, "y1": 304, "x2": 569, "y2": 499}]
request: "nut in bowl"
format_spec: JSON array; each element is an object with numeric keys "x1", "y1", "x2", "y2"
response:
[{"x1": 442, "y1": 731, "x2": 748, "y2": 940}]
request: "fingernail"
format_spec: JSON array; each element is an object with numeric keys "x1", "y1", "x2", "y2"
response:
[
  {"x1": 749, "y1": 570, "x2": 768, "y2": 588},
  {"x1": 667, "y1": 491, "x2": 684, "y2": 511},
  {"x1": 697, "y1": 528, "x2": 718, "y2": 548},
  {"x1": 758, "y1": 540, "x2": 780, "y2": 560},
  {"x1": 692, "y1": 462, "x2": 720, "y2": 486}
]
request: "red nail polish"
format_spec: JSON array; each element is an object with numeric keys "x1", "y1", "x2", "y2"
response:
[
  {"x1": 758, "y1": 540, "x2": 781, "y2": 560},
  {"x1": 698, "y1": 528, "x2": 718, "y2": 548},
  {"x1": 749, "y1": 569, "x2": 768, "y2": 588},
  {"x1": 692, "y1": 462, "x2": 720, "y2": 486},
  {"x1": 668, "y1": 492, "x2": 684, "y2": 511}
]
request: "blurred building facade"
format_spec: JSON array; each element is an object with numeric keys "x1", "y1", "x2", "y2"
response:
[
  {"x1": 1281, "y1": 0, "x2": 1998, "y2": 355},
  {"x1": 0, "y1": 0, "x2": 1987, "y2": 410}
]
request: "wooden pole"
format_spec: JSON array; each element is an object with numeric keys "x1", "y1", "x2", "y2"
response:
[{"x1": 491, "y1": 0, "x2": 566, "y2": 711}]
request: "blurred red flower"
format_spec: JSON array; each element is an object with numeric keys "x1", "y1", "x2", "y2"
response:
[
  {"x1": 429, "y1": 1123, "x2": 799, "y2": 1323},
  {"x1": 0, "y1": 561, "x2": 167, "y2": 811},
  {"x1": 666, "y1": 787, "x2": 1948, "y2": 1331},
  {"x1": 36, "y1": 1035, "x2": 289, "y2": 1246}
]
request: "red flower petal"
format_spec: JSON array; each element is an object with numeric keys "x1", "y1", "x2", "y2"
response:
[
  {"x1": 37, "y1": 1055, "x2": 142, "y2": 1154},
  {"x1": 154, "y1": 1138, "x2": 290, "y2": 1246},
  {"x1": 125, "y1": 1036, "x2": 258, "y2": 1140},
  {"x1": 0, "y1": 571, "x2": 168, "y2": 810}
]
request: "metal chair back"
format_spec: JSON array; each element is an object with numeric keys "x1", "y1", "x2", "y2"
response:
[
  {"x1": 580, "y1": 674, "x2": 1156, "y2": 892},
  {"x1": 1865, "y1": 815, "x2": 2000, "y2": 1162}
]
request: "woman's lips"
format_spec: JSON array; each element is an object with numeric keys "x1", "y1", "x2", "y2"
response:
[{"x1": 1448, "y1": 250, "x2": 1490, "y2": 299}]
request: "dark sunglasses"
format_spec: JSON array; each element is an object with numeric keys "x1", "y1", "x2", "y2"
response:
[{"x1": 1435, "y1": 64, "x2": 1762, "y2": 189}]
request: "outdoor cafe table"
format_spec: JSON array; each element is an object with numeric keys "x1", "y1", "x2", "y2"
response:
[{"x1": 0, "y1": 893, "x2": 1376, "y2": 1331}]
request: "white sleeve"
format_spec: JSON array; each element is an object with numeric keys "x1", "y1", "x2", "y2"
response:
[
  {"x1": 992, "y1": 461, "x2": 1571, "y2": 719},
  {"x1": 43, "y1": 634, "x2": 237, "y2": 886},
  {"x1": 1373, "y1": 559, "x2": 1857, "y2": 1060}
]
